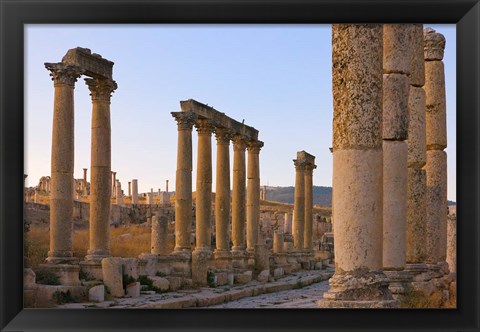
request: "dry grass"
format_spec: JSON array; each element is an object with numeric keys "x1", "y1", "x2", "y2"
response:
[
  {"x1": 400, "y1": 289, "x2": 444, "y2": 308},
  {"x1": 25, "y1": 225, "x2": 152, "y2": 268}
]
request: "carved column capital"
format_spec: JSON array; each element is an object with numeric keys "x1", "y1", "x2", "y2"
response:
[
  {"x1": 85, "y1": 78, "x2": 118, "y2": 102},
  {"x1": 45, "y1": 62, "x2": 84, "y2": 87},
  {"x1": 232, "y1": 135, "x2": 247, "y2": 151},
  {"x1": 215, "y1": 127, "x2": 233, "y2": 145},
  {"x1": 424, "y1": 28, "x2": 446, "y2": 61},
  {"x1": 172, "y1": 112, "x2": 197, "y2": 130},
  {"x1": 293, "y1": 159, "x2": 307, "y2": 170},
  {"x1": 304, "y1": 163, "x2": 317, "y2": 173},
  {"x1": 247, "y1": 140, "x2": 264, "y2": 153},
  {"x1": 195, "y1": 119, "x2": 215, "y2": 135}
]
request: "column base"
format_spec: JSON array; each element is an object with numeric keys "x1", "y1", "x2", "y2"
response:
[
  {"x1": 79, "y1": 260, "x2": 104, "y2": 281},
  {"x1": 319, "y1": 269, "x2": 398, "y2": 308},
  {"x1": 214, "y1": 250, "x2": 232, "y2": 269},
  {"x1": 231, "y1": 249, "x2": 247, "y2": 269},
  {"x1": 192, "y1": 249, "x2": 213, "y2": 286},
  {"x1": 384, "y1": 269, "x2": 413, "y2": 300}
]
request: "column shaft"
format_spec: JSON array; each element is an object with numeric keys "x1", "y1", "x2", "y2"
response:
[
  {"x1": 231, "y1": 136, "x2": 246, "y2": 252},
  {"x1": 215, "y1": 129, "x2": 231, "y2": 252},
  {"x1": 172, "y1": 112, "x2": 196, "y2": 252},
  {"x1": 246, "y1": 141, "x2": 263, "y2": 252},
  {"x1": 303, "y1": 166, "x2": 315, "y2": 250},
  {"x1": 131, "y1": 179, "x2": 138, "y2": 204},
  {"x1": 293, "y1": 161, "x2": 305, "y2": 250},
  {"x1": 45, "y1": 63, "x2": 83, "y2": 262},
  {"x1": 195, "y1": 119, "x2": 214, "y2": 251}
]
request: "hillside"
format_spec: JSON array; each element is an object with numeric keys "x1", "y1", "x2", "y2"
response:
[{"x1": 265, "y1": 186, "x2": 333, "y2": 207}]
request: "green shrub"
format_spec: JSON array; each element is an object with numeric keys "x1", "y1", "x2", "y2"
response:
[
  {"x1": 53, "y1": 290, "x2": 74, "y2": 304},
  {"x1": 122, "y1": 274, "x2": 136, "y2": 289},
  {"x1": 35, "y1": 269, "x2": 61, "y2": 285},
  {"x1": 207, "y1": 271, "x2": 216, "y2": 288}
]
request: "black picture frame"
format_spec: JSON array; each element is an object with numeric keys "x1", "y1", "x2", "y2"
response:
[{"x1": 1, "y1": 0, "x2": 479, "y2": 331}]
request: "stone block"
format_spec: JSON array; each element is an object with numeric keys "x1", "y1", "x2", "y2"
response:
[
  {"x1": 37, "y1": 264, "x2": 81, "y2": 286},
  {"x1": 273, "y1": 267, "x2": 284, "y2": 279},
  {"x1": 408, "y1": 24, "x2": 425, "y2": 87},
  {"x1": 88, "y1": 285, "x2": 104, "y2": 302},
  {"x1": 150, "y1": 276, "x2": 170, "y2": 292},
  {"x1": 424, "y1": 28, "x2": 445, "y2": 61},
  {"x1": 166, "y1": 276, "x2": 182, "y2": 291},
  {"x1": 234, "y1": 271, "x2": 252, "y2": 284},
  {"x1": 227, "y1": 273, "x2": 234, "y2": 286},
  {"x1": 383, "y1": 73, "x2": 409, "y2": 140},
  {"x1": 125, "y1": 282, "x2": 140, "y2": 298},
  {"x1": 406, "y1": 168, "x2": 427, "y2": 264},
  {"x1": 407, "y1": 86, "x2": 427, "y2": 167},
  {"x1": 383, "y1": 24, "x2": 410, "y2": 75},
  {"x1": 192, "y1": 250, "x2": 211, "y2": 286},
  {"x1": 24, "y1": 268, "x2": 36, "y2": 287},
  {"x1": 101, "y1": 257, "x2": 124, "y2": 298},
  {"x1": 215, "y1": 272, "x2": 228, "y2": 286},
  {"x1": 257, "y1": 270, "x2": 270, "y2": 283},
  {"x1": 314, "y1": 262, "x2": 323, "y2": 270},
  {"x1": 425, "y1": 61, "x2": 446, "y2": 150},
  {"x1": 254, "y1": 244, "x2": 270, "y2": 273},
  {"x1": 122, "y1": 258, "x2": 139, "y2": 280}
]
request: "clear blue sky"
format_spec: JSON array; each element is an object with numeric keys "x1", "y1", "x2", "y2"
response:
[{"x1": 25, "y1": 24, "x2": 456, "y2": 201}]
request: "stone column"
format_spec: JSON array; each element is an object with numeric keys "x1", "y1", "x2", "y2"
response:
[
  {"x1": 166, "y1": 180, "x2": 169, "y2": 193},
  {"x1": 131, "y1": 179, "x2": 138, "y2": 204},
  {"x1": 148, "y1": 188, "x2": 154, "y2": 205},
  {"x1": 128, "y1": 182, "x2": 131, "y2": 196},
  {"x1": 246, "y1": 140, "x2": 263, "y2": 253},
  {"x1": 319, "y1": 24, "x2": 396, "y2": 308},
  {"x1": 293, "y1": 159, "x2": 306, "y2": 251},
  {"x1": 382, "y1": 25, "x2": 410, "y2": 271},
  {"x1": 151, "y1": 213, "x2": 169, "y2": 255},
  {"x1": 111, "y1": 172, "x2": 116, "y2": 198},
  {"x1": 44, "y1": 62, "x2": 83, "y2": 263},
  {"x1": 273, "y1": 230, "x2": 284, "y2": 254},
  {"x1": 172, "y1": 112, "x2": 196, "y2": 253},
  {"x1": 231, "y1": 135, "x2": 247, "y2": 253},
  {"x1": 116, "y1": 180, "x2": 123, "y2": 206},
  {"x1": 214, "y1": 128, "x2": 232, "y2": 256},
  {"x1": 424, "y1": 28, "x2": 448, "y2": 268},
  {"x1": 303, "y1": 163, "x2": 316, "y2": 250},
  {"x1": 446, "y1": 214, "x2": 456, "y2": 274},
  {"x1": 194, "y1": 119, "x2": 214, "y2": 251},
  {"x1": 85, "y1": 78, "x2": 117, "y2": 261},
  {"x1": 406, "y1": 24, "x2": 428, "y2": 270},
  {"x1": 284, "y1": 212, "x2": 292, "y2": 234}
]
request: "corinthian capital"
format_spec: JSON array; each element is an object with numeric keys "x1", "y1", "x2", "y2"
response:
[
  {"x1": 247, "y1": 140, "x2": 264, "y2": 153},
  {"x1": 293, "y1": 159, "x2": 307, "y2": 170},
  {"x1": 171, "y1": 112, "x2": 197, "y2": 130},
  {"x1": 45, "y1": 62, "x2": 84, "y2": 87},
  {"x1": 195, "y1": 119, "x2": 215, "y2": 135},
  {"x1": 232, "y1": 135, "x2": 247, "y2": 151},
  {"x1": 85, "y1": 78, "x2": 118, "y2": 102},
  {"x1": 215, "y1": 127, "x2": 233, "y2": 145},
  {"x1": 304, "y1": 163, "x2": 317, "y2": 173},
  {"x1": 424, "y1": 28, "x2": 446, "y2": 61}
]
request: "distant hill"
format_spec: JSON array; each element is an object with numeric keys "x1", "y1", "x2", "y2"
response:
[
  {"x1": 265, "y1": 186, "x2": 455, "y2": 208},
  {"x1": 265, "y1": 186, "x2": 332, "y2": 207}
]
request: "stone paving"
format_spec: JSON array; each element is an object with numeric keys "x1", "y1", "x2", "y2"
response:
[{"x1": 58, "y1": 268, "x2": 333, "y2": 309}]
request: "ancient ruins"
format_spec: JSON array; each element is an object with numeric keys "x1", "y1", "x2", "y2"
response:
[{"x1": 23, "y1": 24, "x2": 456, "y2": 309}]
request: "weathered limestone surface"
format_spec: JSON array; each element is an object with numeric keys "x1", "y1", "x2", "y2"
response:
[
  {"x1": 151, "y1": 214, "x2": 169, "y2": 255},
  {"x1": 409, "y1": 24, "x2": 426, "y2": 87},
  {"x1": 382, "y1": 73, "x2": 409, "y2": 140},
  {"x1": 246, "y1": 140, "x2": 263, "y2": 252},
  {"x1": 102, "y1": 257, "x2": 124, "y2": 298},
  {"x1": 131, "y1": 179, "x2": 138, "y2": 204},
  {"x1": 273, "y1": 231, "x2": 284, "y2": 254},
  {"x1": 425, "y1": 61, "x2": 447, "y2": 150},
  {"x1": 192, "y1": 250, "x2": 211, "y2": 286},
  {"x1": 424, "y1": 27, "x2": 446, "y2": 61},
  {"x1": 320, "y1": 24, "x2": 395, "y2": 308},
  {"x1": 283, "y1": 212, "x2": 292, "y2": 234},
  {"x1": 303, "y1": 163, "x2": 316, "y2": 250},
  {"x1": 446, "y1": 214, "x2": 456, "y2": 273},
  {"x1": 45, "y1": 62, "x2": 83, "y2": 262},
  {"x1": 383, "y1": 24, "x2": 410, "y2": 75},
  {"x1": 407, "y1": 86, "x2": 427, "y2": 167},
  {"x1": 172, "y1": 112, "x2": 196, "y2": 253},
  {"x1": 195, "y1": 119, "x2": 214, "y2": 250},
  {"x1": 232, "y1": 135, "x2": 247, "y2": 252},
  {"x1": 85, "y1": 78, "x2": 116, "y2": 261},
  {"x1": 383, "y1": 141, "x2": 408, "y2": 270},
  {"x1": 214, "y1": 128, "x2": 232, "y2": 252},
  {"x1": 406, "y1": 168, "x2": 427, "y2": 263}
]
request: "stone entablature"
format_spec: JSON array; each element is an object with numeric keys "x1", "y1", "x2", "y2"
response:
[{"x1": 62, "y1": 47, "x2": 114, "y2": 80}]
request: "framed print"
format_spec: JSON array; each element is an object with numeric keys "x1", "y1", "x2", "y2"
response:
[{"x1": 1, "y1": 0, "x2": 479, "y2": 331}]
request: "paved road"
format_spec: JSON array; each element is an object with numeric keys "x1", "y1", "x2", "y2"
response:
[{"x1": 209, "y1": 279, "x2": 330, "y2": 308}]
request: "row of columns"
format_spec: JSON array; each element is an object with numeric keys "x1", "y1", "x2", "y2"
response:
[
  {"x1": 320, "y1": 24, "x2": 448, "y2": 308},
  {"x1": 45, "y1": 61, "x2": 117, "y2": 263},
  {"x1": 171, "y1": 112, "x2": 264, "y2": 257}
]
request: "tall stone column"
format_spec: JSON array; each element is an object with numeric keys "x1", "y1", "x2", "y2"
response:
[
  {"x1": 172, "y1": 112, "x2": 196, "y2": 253},
  {"x1": 116, "y1": 180, "x2": 123, "y2": 206},
  {"x1": 128, "y1": 181, "x2": 131, "y2": 196},
  {"x1": 231, "y1": 135, "x2": 247, "y2": 253},
  {"x1": 214, "y1": 128, "x2": 232, "y2": 256},
  {"x1": 83, "y1": 168, "x2": 88, "y2": 182},
  {"x1": 303, "y1": 163, "x2": 316, "y2": 250},
  {"x1": 284, "y1": 212, "x2": 292, "y2": 234},
  {"x1": 131, "y1": 179, "x2": 138, "y2": 204},
  {"x1": 151, "y1": 213, "x2": 169, "y2": 255},
  {"x1": 319, "y1": 24, "x2": 396, "y2": 308},
  {"x1": 246, "y1": 140, "x2": 263, "y2": 253},
  {"x1": 424, "y1": 28, "x2": 448, "y2": 268},
  {"x1": 166, "y1": 180, "x2": 169, "y2": 193},
  {"x1": 85, "y1": 78, "x2": 117, "y2": 261},
  {"x1": 293, "y1": 159, "x2": 306, "y2": 250},
  {"x1": 406, "y1": 24, "x2": 428, "y2": 270},
  {"x1": 382, "y1": 25, "x2": 410, "y2": 271},
  {"x1": 194, "y1": 119, "x2": 214, "y2": 251},
  {"x1": 44, "y1": 62, "x2": 83, "y2": 263}
]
